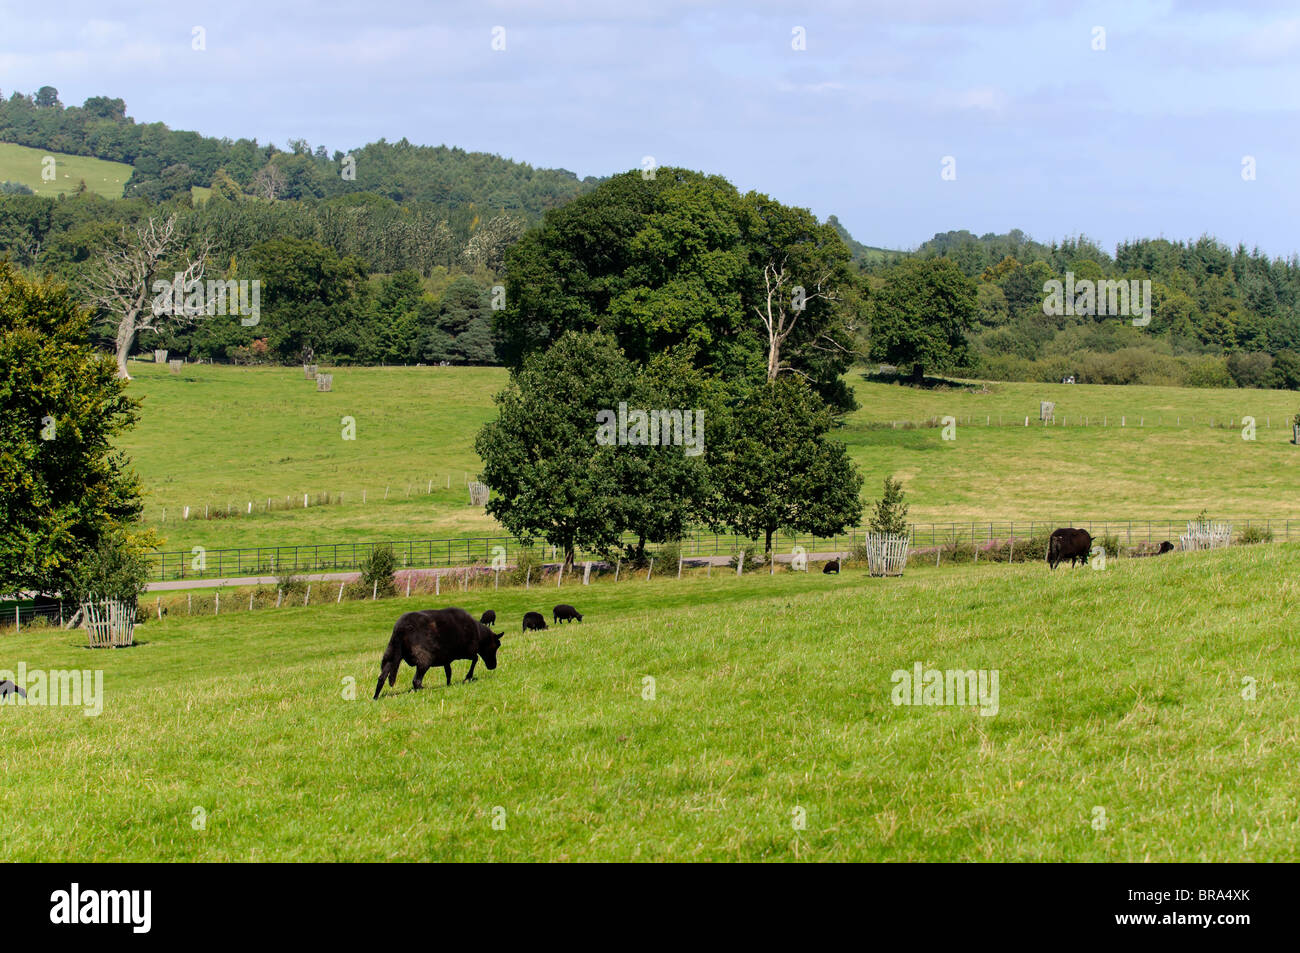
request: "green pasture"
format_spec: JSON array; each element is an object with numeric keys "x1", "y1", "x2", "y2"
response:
[
  {"x1": 117, "y1": 362, "x2": 1300, "y2": 554},
  {"x1": 2, "y1": 543, "x2": 1295, "y2": 861},
  {"x1": 0, "y1": 141, "x2": 132, "y2": 198}
]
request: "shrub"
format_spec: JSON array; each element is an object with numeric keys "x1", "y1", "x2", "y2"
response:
[
  {"x1": 509, "y1": 545, "x2": 544, "y2": 586},
  {"x1": 728, "y1": 543, "x2": 764, "y2": 573},
  {"x1": 275, "y1": 571, "x2": 308, "y2": 597},
  {"x1": 66, "y1": 530, "x2": 152, "y2": 609},
  {"x1": 656, "y1": 538, "x2": 683, "y2": 570},
  {"x1": 360, "y1": 545, "x2": 398, "y2": 598},
  {"x1": 1238, "y1": 525, "x2": 1273, "y2": 545}
]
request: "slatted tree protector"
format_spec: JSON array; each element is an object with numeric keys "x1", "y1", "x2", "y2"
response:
[
  {"x1": 82, "y1": 598, "x2": 135, "y2": 648},
  {"x1": 865, "y1": 532, "x2": 910, "y2": 577},
  {"x1": 468, "y1": 481, "x2": 489, "y2": 506},
  {"x1": 1040, "y1": 401, "x2": 1055, "y2": 422},
  {"x1": 316, "y1": 373, "x2": 333, "y2": 392},
  {"x1": 1180, "y1": 520, "x2": 1232, "y2": 551},
  {"x1": 154, "y1": 349, "x2": 168, "y2": 364}
]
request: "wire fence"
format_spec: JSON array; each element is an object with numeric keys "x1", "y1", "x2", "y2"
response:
[
  {"x1": 865, "y1": 413, "x2": 1297, "y2": 431},
  {"x1": 145, "y1": 518, "x2": 1299, "y2": 582},
  {"x1": 151, "y1": 472, "x2": 480, "y2": 523}
]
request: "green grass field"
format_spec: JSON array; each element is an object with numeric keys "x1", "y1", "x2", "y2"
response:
[
  {"x1": 0, "y1": 142, "x2": 132, "y2": 198},
  {"x1": 118, "y1": 361, "x2": 1300, "y2": 554},
  {"x1": 3, "y1": 544, "x2": 1295, "y2": 861}
]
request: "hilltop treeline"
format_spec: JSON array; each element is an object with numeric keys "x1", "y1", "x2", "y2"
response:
[
  {"x1": 873, "y1": 229, "x2": 1300, "y2": 389},
  {"x1": 0, "y1": 88, "x2": 595, "y2": 219}
]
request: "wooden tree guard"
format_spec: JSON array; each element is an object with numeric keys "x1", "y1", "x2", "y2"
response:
[
  {"x1": 865, "y1": 533, "x2": 910, "y2": 577},
  {"x1": 83, "y1": 598, "x2": 136, "y2": 648}
]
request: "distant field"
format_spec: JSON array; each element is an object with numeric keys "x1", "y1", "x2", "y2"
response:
[
  {"x1": 0, "y1": 141, "x2": 132, "y2": 198},
  {"x1": 117, "y1": 361, "x2": 1300, "y2": 553},
  {"x1": 3, "y1": 543, "x2": 1296, "y2": 861}
]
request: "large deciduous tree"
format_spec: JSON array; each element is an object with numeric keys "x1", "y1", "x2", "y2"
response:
[
  {"x1": 0, "y1": 262, "x2": 149, "y2": 596},
  {"x1": 244, "y1": 237, "x2": 368, "y2": 363},
  {"x1": 704, "y1": 376, "x2": 863, "y2": 556},
  {"x1": 475, "y1": 331, "x2": 635, "y2": 567},
  {"x1": 498, "y1": 168, "x2": 860, "y2": 412},
  {"x1": 608, "y1": 346, "x2": 715, "y2": 561},
  {"x1": 870, "y1": 257, "x2": 978, "y2": 383}
]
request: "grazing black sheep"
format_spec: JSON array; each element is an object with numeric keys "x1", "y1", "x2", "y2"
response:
[
  {"x1": 1133, "y1": 540, "x2": 1177, "y2": 558},
  {"x1": 480, "y1": 610, "x2": 496, "y2": 626},
  {"x1": 1047, "y1": 528, "x2": 1094, "y2": 569},
  {"x1": 0, "y1": 680, "x2": 26, "y2": 700},
  {"x1": 822, "y1": 559, "x2": 840, "y2": 574},
  {"x1": 522, "y1": 611, "x2": 548, "y2": 632},
  {"x1": 373, "y1": 608, "x2": 504, "y2": 699},
  {"x1": 553, "y1": 604, "x2": 582, "y2": 624}
]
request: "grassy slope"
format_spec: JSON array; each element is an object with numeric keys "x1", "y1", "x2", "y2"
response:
[
  {"x1": 119, "y1": 362, "x2": 1300, "y2": 553},
  {"x1": 2, "y1": 544, "x2": 1296, "y2": 861},
  {"x1": 0, "y1": 141, "x2": 132, "y2": 198}
]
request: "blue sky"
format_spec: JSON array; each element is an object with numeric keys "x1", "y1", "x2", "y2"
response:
[{"x1": 3, "y1": 0, "x2": 1297, "y2": 257}]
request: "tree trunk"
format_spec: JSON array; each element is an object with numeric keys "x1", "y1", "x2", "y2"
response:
[
  {"x1": 911, "y1": 363, "x2": 924, "y2": 385},
  {"x1": 764, "y1": 527, "x2": 774, "y2": 555},
  {"x1": 115, "y1": 312, "x2": 138, "y2": 380}
]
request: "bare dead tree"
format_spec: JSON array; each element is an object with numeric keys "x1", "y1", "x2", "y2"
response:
[
  {"x1": 754, "y1": 257, "x2": 837, "y2": 381},
  {"x1": 86, "y1": 215, "x2": 207, "y2": 379},
  {"x1": 252, "y1": 161, "x2": 286, "y2": 200}
]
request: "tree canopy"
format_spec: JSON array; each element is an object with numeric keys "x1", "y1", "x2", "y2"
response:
[
  {"x1": 498, "y1": 168, "x2": 861, "y2": 412},
  {"x1": 0, "y1": 261, "x2": 147, "y2": 595}
]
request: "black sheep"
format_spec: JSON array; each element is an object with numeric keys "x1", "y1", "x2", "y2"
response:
[
  {"x1": 822, "y1": 559, "x2": 840, "y2": 574},
  {"x1": 553, "y1": 604, "x2": 583, "y2": 624},
  {"x1": 522, "y1": 611, "x2": 548, "y2": 632},
  {"x1": 480, "y1": 610, "x2": 496, "y2": 626},
  {"x1": 374, "y1": 608, "x2": 504, "y2": 699},
  {"x1": 1047, "y1": 528, "x2": 1094, "y2": 569}
]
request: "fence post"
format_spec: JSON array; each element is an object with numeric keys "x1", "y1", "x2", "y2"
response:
[
  {"x1": 647, "y1": 559, "x2": 654, "y2": 581},
  {"x1": 614, "y1": 559, "x2": 620, "y2": 583}
]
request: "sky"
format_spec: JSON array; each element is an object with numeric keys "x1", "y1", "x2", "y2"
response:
[{"x1": 2, "y1": 0, "x2": 1298, "y2": 257}]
